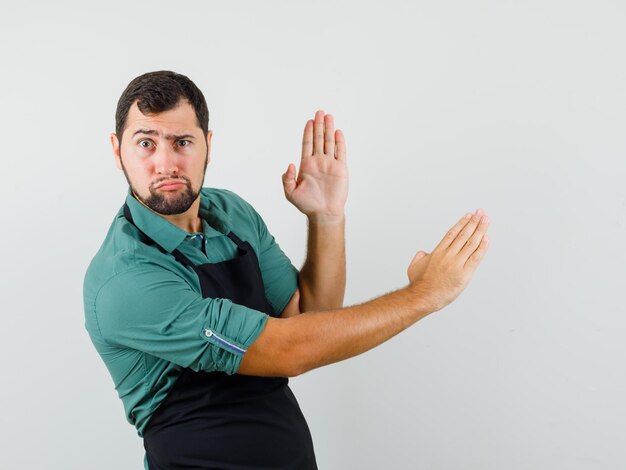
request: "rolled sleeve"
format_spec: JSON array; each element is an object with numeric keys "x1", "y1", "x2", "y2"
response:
[
  {"x1": 199, "y1": 297, "x2": 269, "y2": 374},
  {"x1": 94, "y1": 266, "x2": 268, "y2": 375}
]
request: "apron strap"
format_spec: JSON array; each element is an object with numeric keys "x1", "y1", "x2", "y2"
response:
[
  {"x1": 227, "y1": 231, "x2": 245, "y2": 246},
  {"x1": 123, "y1": 203, "x2": 156, "y2": 247}
]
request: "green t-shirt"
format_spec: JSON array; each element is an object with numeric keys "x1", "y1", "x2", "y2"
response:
[{"x1": 83, "y1": 187, "x2": 298, "y2": 436}]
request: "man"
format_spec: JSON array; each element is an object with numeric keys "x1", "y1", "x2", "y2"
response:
[{"x1": 84, "y1": 70, "x2": 490, "y2": 469}]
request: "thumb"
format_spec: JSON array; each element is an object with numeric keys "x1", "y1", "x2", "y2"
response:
[
  {"x1": 282, "y1": 163, "x2": 297, "y2": 197},
  {"x1": 409, "y1": 250, "x2": 428, "y2": 267}
]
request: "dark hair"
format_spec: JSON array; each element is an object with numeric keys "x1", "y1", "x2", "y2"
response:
[{"x1": 115, "y1": 70, "x2": 209, "y2": 142}]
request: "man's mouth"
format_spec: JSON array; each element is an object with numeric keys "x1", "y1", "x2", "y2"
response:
[{"x1": 153, "y1": 179, "x2": 189, "y2": 191}]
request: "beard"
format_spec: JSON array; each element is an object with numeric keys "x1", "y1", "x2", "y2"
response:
[
  {"x1": 119, "y1": 151, "x2": 208, "y2": 216},
  {"x1": 138, "y1": 176, "x2": 200, "y2": 215}
]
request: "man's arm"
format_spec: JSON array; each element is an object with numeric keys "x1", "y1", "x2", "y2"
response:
[
  {"x1": 282, "y1": 111, "x2": 348, "y2": 313},
  {"x1": 239, "y1": 209, "x2": 491, "y2": 377},
  {"x1": 298, "y1": 215, "x2": 345, "y2": 311},
  {"x1": 92, "y1": 269, "x2": 271, "y2": 376}
]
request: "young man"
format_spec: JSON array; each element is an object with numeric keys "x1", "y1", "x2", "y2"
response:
[{"x1": 84, "y1": 70, "x2": 490, "y2": 469}]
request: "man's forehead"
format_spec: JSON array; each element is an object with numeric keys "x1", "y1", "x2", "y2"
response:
[{"x1": 126, "y1": 100, "x2": 202, "y2": 135}]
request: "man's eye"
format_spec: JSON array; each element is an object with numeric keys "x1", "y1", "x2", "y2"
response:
[
  {"x1": 177, "y1": 140, "x2": 191, "y2": 147},
  {"x1": 139, "y1": 140, "x2": 152, "y2": 148}
]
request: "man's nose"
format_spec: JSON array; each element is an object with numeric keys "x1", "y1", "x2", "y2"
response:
[{"x1": 153, "y1": 144, "x2": 179, "y2": 175}]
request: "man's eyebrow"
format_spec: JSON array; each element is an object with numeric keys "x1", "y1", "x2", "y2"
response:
[
  {"x1": 132, "y1": 128, "x2": 157, "y2": 137},
  {"x1": 132, "y1": 129, "x2": 196, "y2": 140}
]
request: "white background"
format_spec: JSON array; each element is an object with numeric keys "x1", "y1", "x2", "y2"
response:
[{"x1": 1, "y1": 1, "x2": 625, "y2": 469}]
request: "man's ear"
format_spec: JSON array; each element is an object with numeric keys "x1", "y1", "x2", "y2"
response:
[
  {"x1": 110, "y1": 132, "x2": 122, "y2": 170},
  {"x1": 206, "y1": 130, "x2": 213, "y2": 165}
]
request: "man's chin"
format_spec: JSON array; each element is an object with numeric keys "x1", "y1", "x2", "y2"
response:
[
  {"x1": 145, "y1": 190, "x2": 198, "y2": 215},
  {"x1": 149, "y1": 204, "x2": 192, "y2": 216}
]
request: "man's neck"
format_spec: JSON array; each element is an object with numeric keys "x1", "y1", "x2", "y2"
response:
[{"x1": 162, "y1": 199, "x2": 204, "y2": 233}]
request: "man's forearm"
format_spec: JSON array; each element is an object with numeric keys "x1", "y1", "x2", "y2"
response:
[
  {"x1": 288, "y1": 286, "x2": 431, "y2": 375},
  {"x1": 239, "y1": 285, "x2": 432, "y2": 377},
  {"x1": 298, "y1": 215, "x2": 346, "y2": 311}
]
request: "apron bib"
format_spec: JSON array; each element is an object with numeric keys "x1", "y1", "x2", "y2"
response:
[{"x1": 123, "y1": 204, "x2": 317, "y2": 469}]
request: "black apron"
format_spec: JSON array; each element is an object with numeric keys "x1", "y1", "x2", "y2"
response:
[{"x1": 123, "y1": 204, "x2": 317, "y2": 470}]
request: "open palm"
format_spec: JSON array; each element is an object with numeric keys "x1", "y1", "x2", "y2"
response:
[{"x1": 282, "y1": 110, "x2": 348, "y2": 222}]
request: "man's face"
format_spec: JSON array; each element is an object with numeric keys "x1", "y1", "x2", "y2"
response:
[{"x1": 111, "y1": 99, "x2": 212, "y2": 215}]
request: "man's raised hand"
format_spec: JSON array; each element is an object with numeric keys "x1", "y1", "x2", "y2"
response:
[
  {"x1": 282, "y1": 110, "x2": 348, "y2": 224},
  {"x1": 407, "y1": 209, "x2": 491, "y2": 312}
]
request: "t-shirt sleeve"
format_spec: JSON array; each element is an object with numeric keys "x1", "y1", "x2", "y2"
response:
[{"x1": 93, "y1": 266, "x2": 269, "y2": 375}]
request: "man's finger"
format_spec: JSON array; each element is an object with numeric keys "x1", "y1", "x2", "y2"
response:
[
  {"x1": 335, "y1": 129, "x2": 346, "y2": 161},
  {"x1": 458, "y1": 215, "x2": 490, "y2": 261},
  {"x1": 302, "y1": 120, "x2": 313, "y2": 158},
  {"x1": 464, "y1": 234, "x2": 490, "y2": 270},
  {"x1": 407, "y1": 251, "x2": 428, "y2": 278},
  {"x1": 448, "y1": 209, "x2": 484, "y2": 255},
  {"x1": 409, "y1": 250, "x2": 428, "y2": 267},
  {"x1": 434, "y1": 212, "x2": 474, "y2": 252},
  {"x1": 281, "y1": 163, "x2": 297, "y2": 198},
  {"x1": 324, "y1": 114, "x2": 335, "y2": 156},
  {"x1": 313, "y1": 110, "x2": 325, "y2": 155}
]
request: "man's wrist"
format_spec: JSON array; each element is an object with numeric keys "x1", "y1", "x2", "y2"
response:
[
  {"x1": 402, "y1": 283, "x2": 439, "y2": 319},
  {"x1": 306, "y1": 213, "x2": 345, "y2": 226}
]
